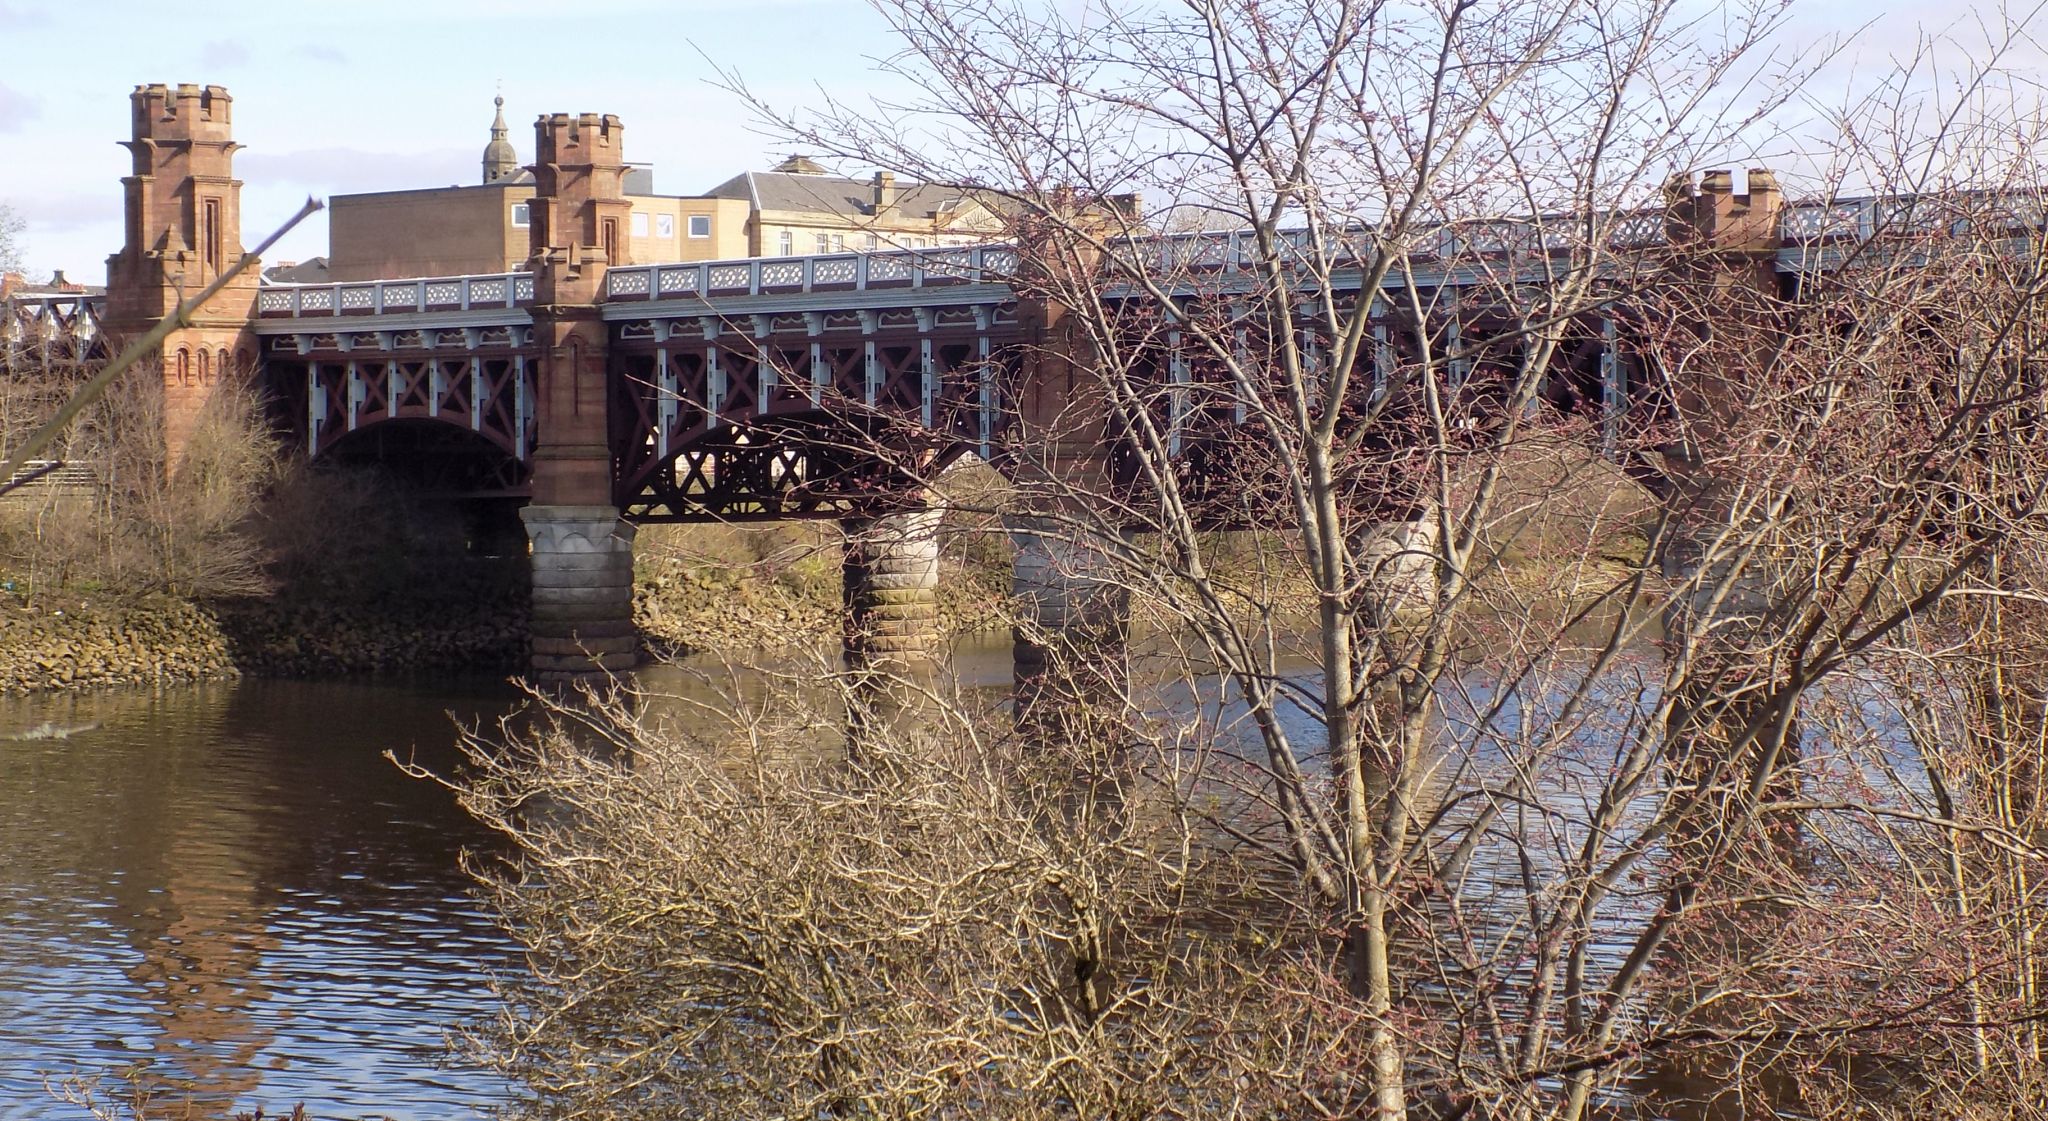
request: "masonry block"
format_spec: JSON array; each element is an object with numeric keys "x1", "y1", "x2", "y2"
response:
[{"x1": 523, "y1": 504, "x2": 639, "y2": 678}]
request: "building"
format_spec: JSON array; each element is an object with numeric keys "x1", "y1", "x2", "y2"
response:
[
  {"x1": 0, "y1": 270, "x2": 101, "y2": 300},
  {"x1": 320, "y1": 98, "x2": 751, "y2": 282},
  {"x1": 310, "y1": 103, "x2": 1021, "y2": 284},
  {"x1": 702, "y1": 156, "x2": 1007, "y2": 257}
]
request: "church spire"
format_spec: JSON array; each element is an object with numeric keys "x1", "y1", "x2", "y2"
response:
[{"x1": 482, "y1": 94, "x2": 518, "y2": 184}]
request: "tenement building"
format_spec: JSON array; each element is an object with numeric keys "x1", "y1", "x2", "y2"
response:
[
  {"x1": 313, "y1": 101, "x2": 1006, "y2": 282},
  {"x1": 701, "y1": 156, "x2": 1007, "y2": 256},
  {"x1": 319, "y1": 97, "x2": 753, "y2": 281}
]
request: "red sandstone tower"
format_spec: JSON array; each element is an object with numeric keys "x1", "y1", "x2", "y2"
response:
[
  {"x1": 520, "y1": 112, "x2": 640, "y2": 680},
  {"x1": 104, "y1": 83, "x2": 259, "y2": 470}
]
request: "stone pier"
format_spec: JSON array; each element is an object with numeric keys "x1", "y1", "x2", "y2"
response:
[
  {"x1": 1009, "y1": 517, "x2": 1130, "y2": 735},
  {"x1": 1357, "y1": 514, "x2": 1442, "y2": 624},
  {"x1": 522, "y1": 506, "x2": 638, "y2": 681},
  {"x1": 841, "y1": 509, "x2": 943, "y2": 671},
  {"x1": 521, "y1": 110, "x2": 637, "y2": 680}
]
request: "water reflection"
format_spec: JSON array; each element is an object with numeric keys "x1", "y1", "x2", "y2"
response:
[
  {"x1": 0, "y1": 637, "x2": 1853, "y2": 1120},
  {"x1": 0, "y1": 677, "x2": 525, "y2": 1119}
]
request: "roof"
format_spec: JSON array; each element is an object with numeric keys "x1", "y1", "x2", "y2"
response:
[
  {"x1": 0, "y1": 271, "x2": 103, "y2": 299},
  {"x1": 332, "y1": 173, "x2": 533, "y2": 203},
  {"x1": 263, "y1": 257, "x2": 331, "y2": 284},
  {"x1": 701, "y1": 170, "x2": 1000, "y2": 227}
]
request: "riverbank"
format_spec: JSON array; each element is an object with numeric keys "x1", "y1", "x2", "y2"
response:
[
  {"x1": 634, "y1": 534, "x2": 1011, "y2": 660},
  {"x1": 0, "y1": 592, "x2": 531, "y2": 692},
  {"x1": 0, "y1": 540, "x2": 1012, "y2": 694}
]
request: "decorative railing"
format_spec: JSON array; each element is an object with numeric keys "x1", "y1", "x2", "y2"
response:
[
  {"x1": 1144, "y1": 220, "x2": 1617, "y2": 273},
  {"x1": 1777, "y1": 194, "x2": 2048, "y2": 243},
  {"x1": 256, "y1": 272, "x2": 535, "y2": 318},
  {"x1": 248, "y1": 191, "x2": 2048, "y2": 323},
  {"x1": 603, "y1": 245, "x2": 1020, "y2": 302}
]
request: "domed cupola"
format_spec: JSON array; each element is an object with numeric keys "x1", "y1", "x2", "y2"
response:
[{"x1": 481, "y1": 95, "x2": 519, "y2": 184}]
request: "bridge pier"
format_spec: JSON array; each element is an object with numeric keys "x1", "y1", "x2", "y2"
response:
[
  {"x1": 1358, "y1": 514, "x2": 1442, "y2": 623},
  {"x1": 1009, "y1": 517, "x2": 1130, "y2": 737},
  {"x1": 521, "y1": 506, "x2": 638, "y2": 681},
  {"x1": 841, "y1": 509, "x2": 944, "y2": 672},
  {"x1": 521, "y1": 110, "x2": 637, "y2": 682}
]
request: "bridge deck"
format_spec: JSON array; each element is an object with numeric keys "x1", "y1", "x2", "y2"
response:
[{"x1": 244, "y1": 191, "x2": 2005, "y2": 330}]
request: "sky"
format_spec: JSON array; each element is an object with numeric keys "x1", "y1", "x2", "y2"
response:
[{"x1": 0, "y1": 0, "x2": 2035, "y2": 280}]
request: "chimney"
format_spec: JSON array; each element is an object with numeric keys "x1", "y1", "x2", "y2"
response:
[
  {"x1": 0, "y1": 272, "x2": 21, "y2": 299},
  {"x1": 873, "y1": 171, "x2": 897, "y2": 216}
]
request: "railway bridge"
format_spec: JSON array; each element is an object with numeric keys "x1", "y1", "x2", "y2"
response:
[{"x1": 3, "y1": 82, "x2": 1928, "y2": 683}]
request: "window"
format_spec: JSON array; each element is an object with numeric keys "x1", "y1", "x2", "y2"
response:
[
  {"x1": 631, "y1": 212, "x2": 649, "y2": 238},
  {"x1": 831, "y1": 234, "x2": 846, "y2": 252},
  {"x1": 655, "y1": 213, "x2": 675, "y2": 239},
  {"x1": 777, "y1": 230, "x2": 793, "y2": 256},
  {"x1": 202, "y1": 198, "x2": 221, "y2": 272},
  {"x1": 815, "y1": 233, "x2": 832, "y2": 254},
  {"x1": 865, "y1": 233, "x2": 879, "y2": 250},
  {"x1": 688, "y1": 214, "x2": 711, "y2": 239},
  {"x1": 510, "y1": 203, "x2": 531, "y2": 227}
]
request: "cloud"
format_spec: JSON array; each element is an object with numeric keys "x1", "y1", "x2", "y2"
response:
[
  {"x1": 199, "y1": 40, "x2": 251, "y2": 69},
  {"x1": 0, "y1": 3, "x2": 50, "y2": 27},
  {"x1": 16, "y1": 195, "x2": 115, "y2": 232},
  {"x1": 239, "y1": 147, "x2": 475, "y2": 195},
  {"x1": 0, "y1": 83, "x2": 40, "y2": 133},
  {"x1": 296, "y1": 43, "x2": 347, "y2": 64}
]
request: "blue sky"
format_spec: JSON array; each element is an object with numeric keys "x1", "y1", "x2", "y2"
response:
[
  {"x1": 0, "y1": 0, "x2": 2033, "y2": 278},
  {"x1": 0, "y1": 0, "x2": 916, "y2": 276}
]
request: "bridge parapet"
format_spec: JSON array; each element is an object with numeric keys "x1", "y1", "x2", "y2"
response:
[
  {"x1": 244, "y1": 188, "x2": 2039, "y2": 333},
  {"x1": 603, "y1": 245, "x2": 1019, "y2": 302},
  {"x1": 257, "y1": 272, "x2": 535, "y2": 319}
]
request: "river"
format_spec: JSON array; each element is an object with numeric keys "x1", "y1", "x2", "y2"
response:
[
  {"x1": 0, "y1": 673, "x2": 527, "y2": 1118},
  {"x1": 0, "y1": 638, "x2": 1025, "y2": 1120},
  {"x1": 0, "y1": 638, "x2": 1888, "y2": 1119}
]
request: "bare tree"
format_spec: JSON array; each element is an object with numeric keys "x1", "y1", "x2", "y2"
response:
[
  {"x1": 445, "y1": 3, "x2": 2048, "y2": 1119},
  {"x1": 0, "y1": 201, "x2": 24, "y2": 277}
]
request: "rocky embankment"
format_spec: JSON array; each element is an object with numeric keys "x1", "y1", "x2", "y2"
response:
[
  {"x1": 0, "y1": 597, "x2": 237, "y2": 690},
  {"x1": 0, "y1": 569, "x2": 1009, "y2": 694},
  {"x1": 0, "y1": 594, "x2": 529, "y2": 693}
]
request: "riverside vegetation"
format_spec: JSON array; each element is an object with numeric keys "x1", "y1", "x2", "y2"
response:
[
  {"x1": 0, "y1": 483, "x2": 1016, "y2": 694},
  {"x1": 0, "y1": 358, "x2": 1627, "y2": 694},
  {"x1": 0, "y1": 374, "x2": 1015, "y2": 693}
]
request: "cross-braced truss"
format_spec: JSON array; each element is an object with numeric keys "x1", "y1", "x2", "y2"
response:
[
  {"x1": 609, "y1": 305, "x2": 1010, "y2": 519},
  {"x1": 262, "y1": 327, "x2": 535, "y2": 494}
]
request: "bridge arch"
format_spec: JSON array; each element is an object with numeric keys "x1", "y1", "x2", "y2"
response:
[
  {"x1": 314, "y1": 418, "x2": 528, "y2": 496},
  {"x1": 608, "y1": 316, "x2": 1006, "y2": 521},
  {"x1": 262, "y1": 341, "x2": 535, "y2": 492}
]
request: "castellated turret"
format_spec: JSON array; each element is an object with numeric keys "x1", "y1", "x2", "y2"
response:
[
  {"x1": 103, "y1": 82, "x2": 257, "y2": 474},
  {"x1": 528, "y1": 113, "x2": 630, "y2": 303},
  {"x1": 108, "y1": 82, "x2": 248, "y2": 315}
]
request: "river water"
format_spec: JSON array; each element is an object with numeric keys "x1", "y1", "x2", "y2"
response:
[
  {"x1": 0, "y1": 674, "x2": 527, "y2": 1118},
  {"x1": 0, "y1": 639, "x2": 1026, "y2": 1119},
  {"x1": 0, "y1": 639, "x2": 1864, "y2": 1119}
]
